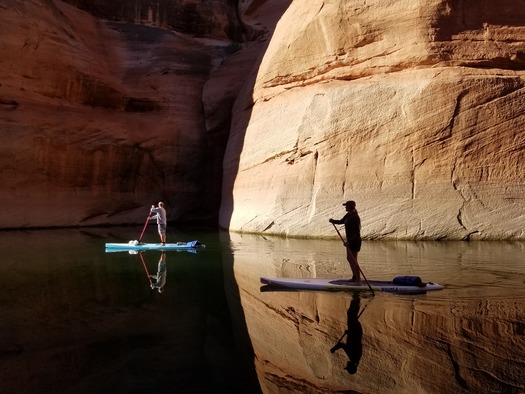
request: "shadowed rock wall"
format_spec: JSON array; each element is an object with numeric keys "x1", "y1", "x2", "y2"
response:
[
  {"x1": 61, "y1": 0, "x2": 243, "y2": 40},
  {"x1": 0, "y1": 0, "x2": 244, "y2": 227}
]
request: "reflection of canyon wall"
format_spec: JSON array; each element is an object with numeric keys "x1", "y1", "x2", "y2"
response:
[
  {"x1": 220, "y1": 0, "x2": 525, "y2": 240},
  {"x1": 224, "y1": 233, "x2": 525, "y2": 393}
]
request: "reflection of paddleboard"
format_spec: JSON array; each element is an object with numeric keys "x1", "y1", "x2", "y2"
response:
[
  {"x1": 105, "y1": 240, "x2": 204, "y2": 252},
  {"x1": 260, "y1": 277, "x2": 444, "y2": 293}
]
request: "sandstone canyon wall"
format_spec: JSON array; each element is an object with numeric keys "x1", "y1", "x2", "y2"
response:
[
  {"x1": 0, "y1": 0, "x2": 523, "y2": 239},
  {"x1": 219, "y1": 0, "x2": 525, "y2": 240},
  {"x1": 0, "y1": 0, "x2": 244, "y2": 228}
]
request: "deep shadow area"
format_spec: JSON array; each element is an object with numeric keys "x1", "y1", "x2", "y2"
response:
[
  {"x1": 219, "y1": 1, "x2": 293, "y2": 230},
  {"x1": 0, "y1": 228, "x2": 260, "y2": 393},
  {"x1": 433, "y1": 0, "x2": 525, "y2": 69},
  {"x1": 434, "y1": 0, "x2": 525, "y2": 35}
]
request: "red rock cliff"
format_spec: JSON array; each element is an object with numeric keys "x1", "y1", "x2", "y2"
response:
[
  {"x1": 1, "y1": 0, "x2": 523, "y2": 239},
  {"x1": 219, "y1": 0, "x2": 525, "y2": 240},
  {"x1": 0, "y1": 0, "x2": 245, "y2": 227}
]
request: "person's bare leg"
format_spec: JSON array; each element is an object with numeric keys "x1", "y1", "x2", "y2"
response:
[
  {"x1": 346, "y1": 248, "x2": 361, "y2": 284},
  {"x1": 351, "y1": 251, "x2": 361, "y2": 285},
  {"x1": 352, "y1": 251, "x2": 359, "y2": 266}
]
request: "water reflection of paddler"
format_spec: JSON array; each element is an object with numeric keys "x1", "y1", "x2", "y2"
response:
[
  {"x1": 149, "y1": 252, "x2": 167, "y2": 293},
  {"x1": 330, "y1": 293, "x2": 364, "y2": 374}
]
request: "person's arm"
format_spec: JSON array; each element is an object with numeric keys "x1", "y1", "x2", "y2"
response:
[
  {"x1": 329, "y1": 214, "x2": 347, "y2": 225},
  {"x1": 150, "y1": 205, "x2": 159, "y2": 220}
]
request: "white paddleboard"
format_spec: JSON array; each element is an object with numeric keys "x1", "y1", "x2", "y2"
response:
[{"x1": 260, "y1": 277, "x2": 444, "y2": 293}]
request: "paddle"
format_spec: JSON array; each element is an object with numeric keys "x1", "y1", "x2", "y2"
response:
[
  {"x1": 138, "y1": 212, "x2": 151, "y2": 243},
  {"x1": 332, "y1": 223, "x2": 375, "y2": 296},
  {"x1": 138, "y1": 252, "x2": 153, "y2": 287}
]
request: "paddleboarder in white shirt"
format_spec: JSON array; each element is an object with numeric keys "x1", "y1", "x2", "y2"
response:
[{"x1": 150, "y1": 202, "x2": 167, "y2": 245}]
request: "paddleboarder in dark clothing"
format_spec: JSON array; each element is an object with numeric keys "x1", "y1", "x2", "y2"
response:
[
  {"x1": 329, "y1": 200, "x2": 362, "y2": 284},
  {"x1": 330, "y1": 293, "x2": 363, "y2": 374}
]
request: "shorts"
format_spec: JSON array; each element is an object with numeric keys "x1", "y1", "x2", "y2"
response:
[
  {"x1": 158, "y1": 224, "x2": 166, "y2": 234},
  {"x1": 347, "y1": 239, "x2": 361, "y2": 252}
]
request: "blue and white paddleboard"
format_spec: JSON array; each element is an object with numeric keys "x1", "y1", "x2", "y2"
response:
[
  {"x1": 260, "y1": 277, "x2": 444, "y2": 293},
  {"x1": 105, "y1": 240, "x2": 204, "y2": 252}
]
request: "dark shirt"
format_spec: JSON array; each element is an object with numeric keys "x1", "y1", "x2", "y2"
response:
[{"x1": 333, "y1": 210, "x2": 361, "y2": 241}]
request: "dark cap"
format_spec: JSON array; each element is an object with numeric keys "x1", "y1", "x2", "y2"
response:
[{"x1": 342, "y1": 200, "x2": 356, "y2": 208}]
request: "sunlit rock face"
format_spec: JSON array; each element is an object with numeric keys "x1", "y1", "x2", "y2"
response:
[
  {"x1": 220, "y1": 0, "x2": 525, "y2": 240},
  {"x1": 0, "y1": 0, "x2": 241, "y2": 227}
]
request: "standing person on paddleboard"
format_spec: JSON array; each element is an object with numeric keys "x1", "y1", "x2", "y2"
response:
[
  {"x1": 329, "y1": 200, "x2": 362, "y2": 284},
  {"x1": 150, "y1": 202, "x2": 167, "y2": 245}
]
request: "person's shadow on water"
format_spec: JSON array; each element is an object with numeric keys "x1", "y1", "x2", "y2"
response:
[{"x1": 330, "y1": 293, "x2": 365, "y2": 374}]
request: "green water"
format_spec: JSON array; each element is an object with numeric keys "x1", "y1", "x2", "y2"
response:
[{"x1": 0, "y1": 228, "x2": 523, "y2": 393}]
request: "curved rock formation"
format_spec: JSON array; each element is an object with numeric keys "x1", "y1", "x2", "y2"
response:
[
  {"x1": 219, "y1": 0, "x2": 525, "y2": 240},
  {"x1": 0, "y1": 0, "x2": 523, "y2": 239},
  {"x1": 0, "y1": 0, "x2": 241, "y2": 227}
]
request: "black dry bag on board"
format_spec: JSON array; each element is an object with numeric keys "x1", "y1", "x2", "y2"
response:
[{"x1": 393, "y1": 276, "x2": 425, "y2": 287}]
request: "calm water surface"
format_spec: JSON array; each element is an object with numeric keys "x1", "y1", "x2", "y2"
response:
[{"x1": 0, "y1": 228, "x2": 523, "y2": 393}]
